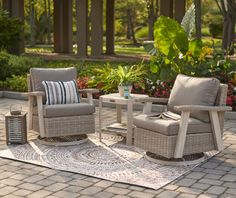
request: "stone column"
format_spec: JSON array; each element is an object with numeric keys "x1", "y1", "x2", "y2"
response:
[
  {"x1": 106, "y1": 0, "x2": 115, "y2": 55},
  {"x1": 3, "y1": 0, "x2": 24, "y2": 54},
  {"x1": 160, "y1": 0, "x2": 173, "y2": 18},
  {"x1": 53, "y1": 0, "x2": 73, "y2": 53},
  {"x1": 175, "y1": 0, "x2": 185, "y2": 23},
  {"x1": 76, "y1": 0, "x2": 88, "y2": 57},
  {"x1": 91, "y1": 0, "x2": 103, "y2": 57}
]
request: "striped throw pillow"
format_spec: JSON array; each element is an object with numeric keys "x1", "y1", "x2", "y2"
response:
[{"x1": 42, "y1": 80, "x2": 80, "y2": 105}]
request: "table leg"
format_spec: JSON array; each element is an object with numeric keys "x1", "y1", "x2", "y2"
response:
[
  {"x1": 127, "y1": 100, "x2": 133, "y2": 145},
  {"x1": 99, "y1": 98, "x2": 102, "y2": 142},
  {"x1": 116, "y1": 104, "x2": 122, "y2": 123}
]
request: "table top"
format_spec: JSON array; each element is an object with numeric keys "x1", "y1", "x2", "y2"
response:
[{"x1": 100, "y1": 93, "x2": 149, "y2": 103}]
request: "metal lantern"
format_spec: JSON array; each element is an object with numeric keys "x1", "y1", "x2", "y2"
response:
[{"x1": 5, "y1": 105, "x2": 27, "y2": 145}]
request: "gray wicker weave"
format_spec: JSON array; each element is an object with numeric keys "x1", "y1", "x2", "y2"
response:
[
  {"x1": 32, "y1": 114, "x2": 95, "y2": 138},
  {"x1": 134, "y1": 83, "x2": 231, "y2": 159}
]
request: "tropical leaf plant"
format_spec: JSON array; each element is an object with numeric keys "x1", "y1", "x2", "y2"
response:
[
  {"x1": 181, "y1": 4, "x2": 196, "y2": 39},
  {"x1": 154, "y1": 16, "x2": 188, "y2": 56},
  {"x1": 89, "y1": 63, "x2": 147, "y2": 93}
]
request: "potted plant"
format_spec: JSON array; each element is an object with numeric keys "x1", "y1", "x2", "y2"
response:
[{"x1": 89, "y1": 63, "x2": 147, "y2": 96}]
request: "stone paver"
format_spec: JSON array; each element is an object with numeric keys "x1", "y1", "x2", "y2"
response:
[
  {"x1": 105, "y1": 187, "x2": 131, "y2": 195},
  {"x1": 128, "y1": 191, "x2": 155, "y2": 198},
  {"x1": 156, "y1": 190, "x2": 180, "y2": 198},
  {"x1": 0, "y1": 98, "x2": 235, "y2": 198},
  {"x1": 80, "y1": 186, "x2": 103, "y2": 196},
  {"x1": 44, "y1": 183, "x2": 68, "y2": 192},
  {"x1": 207, "y1": 186, "x2": 226, "y2": 195}
]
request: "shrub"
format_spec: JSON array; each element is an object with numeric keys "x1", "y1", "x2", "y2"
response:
[
  {"x1": 0, "y1": 51, "x2": 44, "y2": 80},
  {"x1": 0, "y1": 51, "x2": 11, "y2": 80},
  {"x1": 4, "y1": 75, "x2": 28, "y2": 92},
  {"x1": 7, "y1": 54, "x2": 45, "y2": 76},
  {"x1": 209, "y1": 22, "x2": 223, "y2": 38},
  {"x1": 0, "y1": 9, "x2": 22, "y2": 51},
  {"x1": 136, "y1": 27, "x2": 148, "y2": 39}
]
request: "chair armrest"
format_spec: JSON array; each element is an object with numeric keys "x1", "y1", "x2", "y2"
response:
[
  {"x1": 28, "y1": 91, "x2": 44, "y2": 97},
  {"x1": 135, "y1": 97, "x2": 169, "y2": 104},
  {"x1": 174, "y1": 105, "x2": 232, "y2": 112},
  {"x1": 78, "y1": 89, "x2": 99, "y2": 94},
  {"x1": 78, "y1": 89, "x2": 99, "y2": 105}
]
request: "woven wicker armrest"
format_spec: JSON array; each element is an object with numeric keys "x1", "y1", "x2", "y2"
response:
[
  {"x1": 28, "y1": 91, "x2": 44, "y2": 97},
  {"x1": 174, "y1": 105, "x2": 232, "y2": 112},
  {"x1": 135, "y1": 97, "x2": 169, "y2": 104},
  {"x1": 78, "y1": 88, "x2": 99, "y2": 94}
]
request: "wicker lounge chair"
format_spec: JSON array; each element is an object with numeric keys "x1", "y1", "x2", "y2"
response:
[
  {"x1": 134, "y1": 74, "x2": 231, "y2": 160},
  {"x1": 27, "y1": 67, "x2": 98, "y2": 139}
]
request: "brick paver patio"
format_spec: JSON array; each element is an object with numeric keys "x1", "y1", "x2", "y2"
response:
[{"x1": 0, "y1": 98, "x2": 235, "y2": 198}]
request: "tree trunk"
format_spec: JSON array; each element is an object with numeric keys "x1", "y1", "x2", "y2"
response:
[
  {"x1": 194, "y1": 0, "x2": 202, "y2": 39},
  {"x1": 47, "y1": 0, "x2": 51, "y2": 44},
  {"x1": 30, "y1": 0, "x2": 36, "y2": 46},
  {"x1": 43, "y1": 0, "x2": 47, "y2": 44},
  {"x1": 126, "y1": 9, "x2": 132, "y2": 39},
  {"x1": 147, "y1": 0, "x2": 155, "y2": 40},
  {"x1": 220, "y1": 0, "x2": 236, "y2": 55},
  {"x1": 155, "y1": 0, "x2": 159, "y2": 19},
  {"x1": 127, "y1": 8, "x2": 137, "y2": 44}
]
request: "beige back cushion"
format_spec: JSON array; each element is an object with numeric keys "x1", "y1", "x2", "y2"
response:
[
  {"x1": 29, "y1": 67, "x2": 77, "y2": 103},
  {"x1": 167, "y1": 74, "x2": 220, "y2": 122},
  {"x1": 30, "y1": 67, "x2": 77, "y2": 92}
]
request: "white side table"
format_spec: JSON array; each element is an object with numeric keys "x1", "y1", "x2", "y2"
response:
[{"x1": 99, "y1": 93, "x2": 149, "y2": 145}]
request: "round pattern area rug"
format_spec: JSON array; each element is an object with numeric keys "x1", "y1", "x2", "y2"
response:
[{"x1": 0, "y1": 136, "x2": 215, "y2": 190}]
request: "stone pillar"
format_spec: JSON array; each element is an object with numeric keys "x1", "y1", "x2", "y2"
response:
[
  {"x1": 106, "y1": 0, "x2": 115, "y2": 55},
  {"x1": 160, "y1": 0, "x2": 173, "y2": 18},
  {"x1": 174, "y1": 0, "x2": 185, "y2": 23},
  {"x1": 91, "y1": 0, "x2": 103, "y2": 57},
  {"x1": 76, "y1": 0, "x2": 88, "y2": 57},
  {"x1": 53, "y1": 0, "x2": 73, "y2": 53},
  {"x1": 3, "y1": 0, "x2": 24, "y2": 54}
]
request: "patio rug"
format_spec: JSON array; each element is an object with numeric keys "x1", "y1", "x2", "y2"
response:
[{"x1": 0, "y1": 135, "x2": 215, "y2": 190}]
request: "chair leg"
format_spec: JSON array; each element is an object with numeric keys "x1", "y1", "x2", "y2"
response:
[
  {"x1": 28, "y1": 95, "x2": 33, "y2": 130},
  {"x1": 36, "y1": 95, "x2": 46, "y2": 138},
  {"x1": 174, "y1": 111, "x2": 190, "y2": 158},
  {"x1": 209, "y1": 111, "x2": 224, "y2": 151}
]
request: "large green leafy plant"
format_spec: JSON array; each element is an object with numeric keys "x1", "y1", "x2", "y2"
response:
[{"x1": 144, "y1": 4, "x2": 236, "y2": 81}]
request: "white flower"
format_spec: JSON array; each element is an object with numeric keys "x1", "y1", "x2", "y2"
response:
[
  {"x1": 179, "y1": 53, "x2": 184, "y2": 59},
  {"x1": 156, "y1": 80, "x2": 161, "y2": 85}
]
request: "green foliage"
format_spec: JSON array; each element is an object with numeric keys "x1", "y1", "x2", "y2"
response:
[
  {"x1": 146, "y1": 14, "x2": 236, "y2": 82},
  {"x1": 143, "y1": 41, "x2": 157, "y2": 56},
  {"x1": 0, "y1": 51, "x2": 45, "y2": 80},
  {"x1": 154, "y1": 16, "x2": 188, "y2": 57},
  {"x1": 4, "y1": 75, "x2": 28, "y2": 92},
  {"x1": 89, "y1": 63, "x2": 147, "y2": 93},
  {"x1": 7, "y1": 54, "x2": 45, "y2": 76},
  {"x1": 0, "y1": 10, "x2": 22, "y2": 50},
  {"x1": 209, "y1": 22, "x2": 223, "y2": 38},
  {"x1": 0, "y1": 51, "x2": 11, "y2": 80},
  {"x1": 135, "y1": 27, "x2": 148, "y2": 38}
]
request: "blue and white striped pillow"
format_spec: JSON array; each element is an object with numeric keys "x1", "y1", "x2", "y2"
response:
[{"x1": 42, "y1": 80, "x2": 80, "y2": 105}]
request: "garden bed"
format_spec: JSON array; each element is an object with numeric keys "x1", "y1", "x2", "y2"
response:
[{"x1": 1, "y1": 91, "x2": 235, "y2": 120}]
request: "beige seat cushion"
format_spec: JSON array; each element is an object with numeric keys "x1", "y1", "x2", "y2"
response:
[
  {"x1": 33, "y1": 103, "x2": 95, "y2": 118},
  {"x1": 167, "y1": 74, "x2": 220, "y2": 122},
  {"x1": 133, "y1": 114, "x2": 212, "y2": 136}
]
